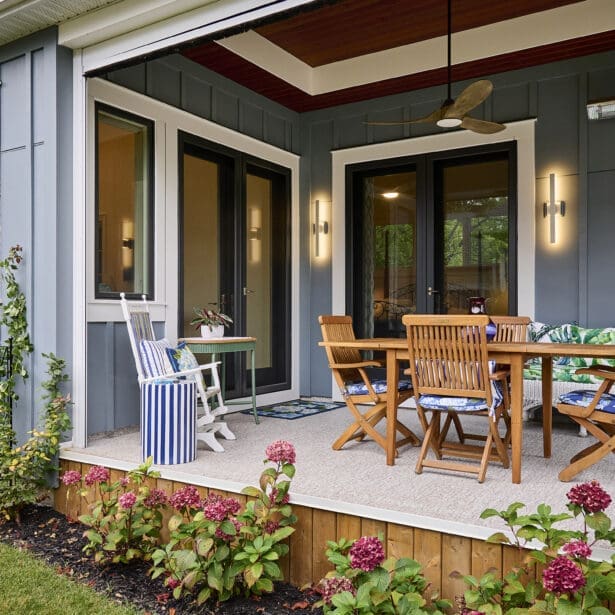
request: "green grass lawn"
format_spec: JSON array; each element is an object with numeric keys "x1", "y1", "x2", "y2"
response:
[{"x1": 0, "y1": 542, "x2": 142, "y2": 615}]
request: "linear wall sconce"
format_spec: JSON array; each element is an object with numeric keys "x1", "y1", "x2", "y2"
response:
[
  {"x1": 313, "y1": 199, "x2": 330, "y2": 258},
  {"x1": 543, "y1": 173, "x2": 566, "y2": 244},
  {"x1": 587, "y1": 99, "x2": 615, "y2": 120}
]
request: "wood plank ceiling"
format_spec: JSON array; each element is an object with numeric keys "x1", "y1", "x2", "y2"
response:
[{"x1": 180, "y1": 0, "x2": 615, "y2": 112}]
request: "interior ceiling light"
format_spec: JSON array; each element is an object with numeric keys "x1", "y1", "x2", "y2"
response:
[{"x1": 382, "y1": 192, "x2": 400, "y2": 199}]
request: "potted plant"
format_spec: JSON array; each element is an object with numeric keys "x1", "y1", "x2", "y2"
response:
[{"x1": 190, "y1": 305, "x2": 233, "y2": 339}]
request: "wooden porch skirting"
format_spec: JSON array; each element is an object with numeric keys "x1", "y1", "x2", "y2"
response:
[{"x1": 54, "y1": 458, "x2": 539, "y2": 603}]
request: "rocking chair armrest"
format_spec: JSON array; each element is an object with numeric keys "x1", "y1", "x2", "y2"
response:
[
  {"x1": 140, "y1": 362, "x2": 222, "y2": 385},
  {"x1": 172, "y1": 362, "x2": 222, "y2": 379},
  {"x1": 329, "y1": 360, "x2": 381, "y2": 370}
]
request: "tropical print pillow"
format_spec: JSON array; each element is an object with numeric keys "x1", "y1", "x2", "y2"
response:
[{"x1": 524, "y1": 323, "x2": 615, "y2": 383}]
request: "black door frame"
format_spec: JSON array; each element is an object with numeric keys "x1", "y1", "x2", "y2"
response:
[
  {"x1": 177, "y1": 131, "x2": 292, "y2": 397},
  {"x1": 345, "y1": 141, "x2": 518, "y2": 334}
]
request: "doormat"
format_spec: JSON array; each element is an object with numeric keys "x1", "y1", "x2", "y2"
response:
[{"x1": 241, "y1": 399, "x2": 345, "y2": 420}]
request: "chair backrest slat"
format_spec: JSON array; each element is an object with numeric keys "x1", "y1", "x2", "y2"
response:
[
  {"x1": 121, "y1": 292, "x2": 153, "y2": 383},
  {"x1": 402, "y1": 314, "x2": 491, "y2": 403},
  {"x1": 318, "y1": 315, "x2": 364, "y2": 387},
  {"x1": 490, "y1": 315, "x2": 530, "y2": 343}
]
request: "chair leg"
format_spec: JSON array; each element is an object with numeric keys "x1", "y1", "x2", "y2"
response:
[
  {"x1": 559, "y1": 419, "x2": 615, "y2": 481},
  {"x1": 215, "y1": 422, "x2": 236, "y2": 441},
  {"x1": 196, "y1": 431, "x2": 225, "y2": 453},
  {"x1": 333, "y1": 402, "x2": 387, "y2": 451},
  {"x1": 415, "y1": 411, "x2": 438, "y2": 475}
]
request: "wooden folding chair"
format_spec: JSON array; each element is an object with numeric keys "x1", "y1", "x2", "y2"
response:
[
  {"x1": 556, "y1": 366, "x2": 615, "y2": 481},
  {"x1": 454, "y1": 315, "x2": 531, "y2": 447},
  {"x1": 318, "y1": 315, "x2": 420, "y2": 454},
  {"x1": 402, "y1": 314, "x2": 510, "y2": 483}
]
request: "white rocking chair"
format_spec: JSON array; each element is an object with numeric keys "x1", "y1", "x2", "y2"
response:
[{"x1": 120, "y1": 293, "x2": 235, "y2": 453}]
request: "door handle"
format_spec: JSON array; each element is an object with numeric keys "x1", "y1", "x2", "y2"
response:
[
  {"x1": 427, "y1": 286, "x2": 439, "y2": 296},
  {"x1": 243, "y1": 287, "x2": 255, "y2": 296}
]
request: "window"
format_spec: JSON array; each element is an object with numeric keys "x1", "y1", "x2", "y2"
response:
[{"x1": 95, "y1": 104, "x2": 154, "y2": 298}]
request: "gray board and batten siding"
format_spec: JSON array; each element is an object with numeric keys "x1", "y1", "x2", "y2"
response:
[
  {"x1": 98, "y1": 48, "x2": 615, "y2": 421},
  {"x1": 0, "y1": 27, "x2": 73, "y2": 442}
]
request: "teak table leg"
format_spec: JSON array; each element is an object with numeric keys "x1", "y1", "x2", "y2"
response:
[
  {"x1": 542, "y1": 357, "x2": 552, "y2": 458},
  {"x1": 386, "y1": 348, "x2": 399, "y2": 466},
  {"x1": 510, "y1": 355, "x2": 524, "y2": 484}
]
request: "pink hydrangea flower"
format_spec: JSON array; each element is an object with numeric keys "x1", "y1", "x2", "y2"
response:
[
  {"x1": 144, "y1": 488, "x2": 168, "y2": 508},
  {"x1": 567, "y1": 481, "x2": 612, "y2": 513},
  {"x1": 562, "y1": 540, "x2": 592, "y2": 559},
  {"x1": 61, "y1": 470, "x2": 82, "y2": 486},
  {"x1": 84, "y1": 465, "x2": 110, "y2": 486},
  {"x1": 542, "y1": 556, "x2": 586, "y2": 594},
  {"x1": 169, "y1": 485, "x2": 202, "y2": 511},
  {"x1": 265, "y1": 440, "x2": 296, "y2": 464},
  {"x1": 118, "y1": 491, "x2": 137, "y2": 509},
  {"x1": 203, "y1": 494, "x2": 229, "y2": 522},
  {"x1": 120, "y1": 477, "x2": 130, "y2": 487},
  {"x1": 318, "y1": 577, "x2": 356, "y2": 605},
  {"x1": 270, "y1": 488, "x2": 290, "y2": 505},
  {"x1": 264, "y1": 520, "x2": 280, "y2": 534},
  {"x1": 166, "y1": 577, "x2": 180, "y2": 590},
  {"x1": 349, "y1": 536, "x2": 385, "y2": 572}
]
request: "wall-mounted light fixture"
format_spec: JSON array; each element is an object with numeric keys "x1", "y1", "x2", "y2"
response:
[
  {"x1": 587, "y1": 99, "x2": 615, "y2": 120},
  {"x1": 248, "y1": 207, "x2": 262, "y2": 263},
  {"x1": 543, "y1": 173, "x2": 566, "y2": 244},
  {"x1": 313, "y1": 199, "x2": 330, "y2": 258}
]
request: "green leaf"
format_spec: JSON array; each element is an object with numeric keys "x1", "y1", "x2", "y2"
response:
[{"x1": 586, "y1": 511, "x2": 611, "y2": 533}]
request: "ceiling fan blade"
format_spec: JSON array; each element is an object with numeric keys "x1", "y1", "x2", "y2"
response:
[
  {"x1": 460, "y1": 116, "x2": 506, "y2": 134},
  {"x1": 445, "y1": 80, "x2": 494, "y2": 118},
  {"x1": 364, "y1": 106, "x2": 444, "y2": 126}
]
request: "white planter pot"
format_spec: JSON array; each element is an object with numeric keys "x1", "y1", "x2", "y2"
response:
[{"x1": 201, "y1": 324, "x2": 225, "y2": 339}]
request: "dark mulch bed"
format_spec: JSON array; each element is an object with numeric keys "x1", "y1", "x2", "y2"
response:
[{"x1": 0, "y1": 504, "x2": 323, "y2": 614}]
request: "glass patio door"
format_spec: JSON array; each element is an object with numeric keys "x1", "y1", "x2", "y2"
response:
[
  {"x1": 179, "y1": 134, "x2": 291, "y2": 397},
  {"x1": 349, "y1": 144, "x2": 516, "y2": 336}
]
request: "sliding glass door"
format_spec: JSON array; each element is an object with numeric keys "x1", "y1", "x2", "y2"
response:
[
  {"x1": 179, "y1": 133, "x2": 291, "y2": 397},
  {"x1": 348, "y1": 143, "x2": 516, "y2": 337}
]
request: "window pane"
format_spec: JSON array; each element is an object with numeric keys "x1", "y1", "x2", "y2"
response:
[
  {"x1": 361, "y1": 171, "x2": 417, "y2": 337},
  {"x1": 95, "y1": 106, "x2": 153, "y2": 297},
  {"x1": 440, "y1": 158, "x2": 509, "y2": 314}
]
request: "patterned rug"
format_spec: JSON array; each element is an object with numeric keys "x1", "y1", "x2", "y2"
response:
[{"x1": 241, "y1": 399, "x2": 345, "y2": 420}]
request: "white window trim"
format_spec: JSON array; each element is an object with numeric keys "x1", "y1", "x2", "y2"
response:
[
  {"x1": 74, "y1": 76, "x2": 301, "y2": 447},
  {"x1": 331, "y1": 119, "x2": 536, "y2": 320}
]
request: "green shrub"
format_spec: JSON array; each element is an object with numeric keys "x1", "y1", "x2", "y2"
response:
[
  {"x1": 459, "y1": 480, "x2": 615, "y2": 614},
  {"x1": 0, "y1": 245, "x2": 71, "y2": 521},
  {"x1": 314, "y1": 534, "x2": 451, "y2": 614},
  {"x1": 150, "y1": 439, "x2": 297, "y2": 604},
  {"x1": 61, "y1": 457, "x2": 167, "y2": 564}
]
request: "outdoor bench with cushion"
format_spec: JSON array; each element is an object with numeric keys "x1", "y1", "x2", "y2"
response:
[{"x1": 523, "y1": 322, "x2": 615, "y2": 434}]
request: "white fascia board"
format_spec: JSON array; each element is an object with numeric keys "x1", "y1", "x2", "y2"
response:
[
  {"x1": 59, "y1": 0, "x2": 218, "y2": 49},
  {"x1": 218, "y1": 30, "x2": 314, "y2": 93},
  {"x1": 220, "y1": 0, "x2": 615, "y2": 95},
  {"x1": 61, "y1": 0, "x2": 317, "y2": 74}
]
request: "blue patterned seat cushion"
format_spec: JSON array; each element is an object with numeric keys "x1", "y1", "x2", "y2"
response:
[
  {"x1": 558, "y1": 390, "x2": 615, "y2": 413},
  {"x1": 345, "y1": 378, "x2": 412, "y2": 396},
  {"x1": 418, "y1": 380, "x2": 504, "y2": 414}
]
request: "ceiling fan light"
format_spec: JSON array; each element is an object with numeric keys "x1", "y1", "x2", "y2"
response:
[{"x1": 437, "y1": 117, "x2": 462, "y2": 128}]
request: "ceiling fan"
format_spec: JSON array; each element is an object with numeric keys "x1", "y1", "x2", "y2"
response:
[{"x1": 366, "y1": 0, "x2": 505, "y2": 134}]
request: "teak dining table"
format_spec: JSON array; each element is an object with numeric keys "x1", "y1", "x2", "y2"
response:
[{"x1": 319, "y1": 338, "x2": 615, "y2": 483}]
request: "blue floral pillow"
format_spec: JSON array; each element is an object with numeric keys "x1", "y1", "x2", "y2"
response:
[
  {"x1": 166, "y1": 342, "x2": 199, "y2": 372},
  {"x1": 166, "y1": 342, "x2": 208, "y2": 398}
]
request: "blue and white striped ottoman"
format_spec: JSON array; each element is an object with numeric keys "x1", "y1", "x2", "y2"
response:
[{"x1": 141, "y1": 379, "x2": 197, "y2": 464}]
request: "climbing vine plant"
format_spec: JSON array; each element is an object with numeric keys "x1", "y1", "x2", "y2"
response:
[{"x1": 0, "y1": 245, "x2": 72, "y2": 521}]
